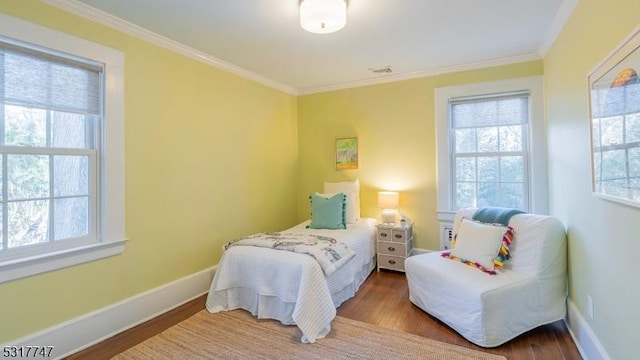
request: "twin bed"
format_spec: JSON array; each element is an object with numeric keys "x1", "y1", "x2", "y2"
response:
[{"x1": 206, "y1": 180, "x2": 376, "y2": 343}]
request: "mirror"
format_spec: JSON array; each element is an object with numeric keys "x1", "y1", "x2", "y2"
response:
[{"x1": 588, "y1": 27, "x2": 640, "y2": 208}]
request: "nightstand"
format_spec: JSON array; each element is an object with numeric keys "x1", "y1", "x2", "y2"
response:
[{"x1": 376, "y1": 223, "x2": 413, "y2": 272}]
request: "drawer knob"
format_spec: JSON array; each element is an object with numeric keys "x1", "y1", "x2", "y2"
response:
[
  {"x1": 394, "y1": 234, "x2": 403, "y2": 239},
  {"x1": 388, "y1": 246, "x2": 395, "y2": 252},
  {"x1": 381, "y1": 233, "x2": 388, "y2": 237},
  {"x1": 388, "y1": 259, "x2": 396, "y2": 265}
]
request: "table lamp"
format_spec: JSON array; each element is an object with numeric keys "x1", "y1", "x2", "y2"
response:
[{"x1": 378, "y1": 191, "x2": 399, "y2": 224}]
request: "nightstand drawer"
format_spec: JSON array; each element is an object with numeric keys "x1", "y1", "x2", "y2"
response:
[
  {"x1": 391, "y1": 229, "x2": 409, "y2": 242},
  {"x1": 378, "y1": 241, "x2": 407, "y2": 256},
  {"x1": 377, "y1": 228, "x2": 392, "y2": 241},
  {"x1": 377, "y1": 254, "x2": 405, "y2": 272}
]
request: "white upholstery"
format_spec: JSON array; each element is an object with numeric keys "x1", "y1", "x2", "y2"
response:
[{"x1": 405, "y1": 208, "x2": 567, "y2": 347}]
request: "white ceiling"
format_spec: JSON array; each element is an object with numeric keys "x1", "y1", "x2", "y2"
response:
[{"x1": 51, "y1": 0, "x2": 575, "y2": 94}]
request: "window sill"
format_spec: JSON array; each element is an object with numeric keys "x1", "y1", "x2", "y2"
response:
[
  {"x1": 0, "y1": 239, "x2": 128, "y2": 284},
  {"x1": 437, "y1": 211, "x2": 456, "y2": 222}
]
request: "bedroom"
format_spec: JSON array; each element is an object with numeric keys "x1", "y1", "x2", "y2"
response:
[{"x1": 0, "y1": 1, "x2": 638, "y2": 359}]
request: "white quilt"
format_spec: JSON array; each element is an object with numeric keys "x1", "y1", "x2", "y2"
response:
[
  {"x1": 225, "y1": 232, "x2": 355, "y2": 275},
  {"x1": 206, "y1": 218, "x2": 376, "y2": 343}
]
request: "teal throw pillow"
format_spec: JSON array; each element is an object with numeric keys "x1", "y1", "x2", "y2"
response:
[{"x1": 307, "y1": 193, "x2": 346, "y2": 230}]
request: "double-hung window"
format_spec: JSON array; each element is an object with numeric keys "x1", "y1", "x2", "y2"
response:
[
  {"x1": 591, "y1": 82, "x2": 640, "y2": 200},
  {"x1": 450, "y1": 92, "x2": 529, "y2": 210},
  {"x1": 0, "y1": 39, "x2": 101, "y2": 252},
  {"x1": 0, "y1": 14, "x2": 125, "y2": 283},
  {"x1": 435, "y1": 76, "x2": 547, "y2": 221}
]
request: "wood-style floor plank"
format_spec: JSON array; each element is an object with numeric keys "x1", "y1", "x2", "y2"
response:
[
  {"x1": 337, "y1": 270, "x2": 582, "y2": 360},
  {"x1": 67, "y1": 270, "x2": 582, "y2": 360}
]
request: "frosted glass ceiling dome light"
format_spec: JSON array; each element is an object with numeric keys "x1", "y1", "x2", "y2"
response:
[{"x1": 300, "y1": 0, "x2": 347, "y2": 34}]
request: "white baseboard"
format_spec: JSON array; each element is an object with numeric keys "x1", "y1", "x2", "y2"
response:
[
  {"x1": 565, "y1": 299, "x2": 611, "y2": 360},
  {"x1": 5, "y1": 265, "x2": 217, "y2": 359}
]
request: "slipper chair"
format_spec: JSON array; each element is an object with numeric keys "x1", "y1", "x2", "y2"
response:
[{"x1": 405, "y1": 207, "x2": 567, "y2": 347}]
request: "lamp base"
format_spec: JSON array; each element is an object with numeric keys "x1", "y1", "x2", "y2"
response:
[{"x1": 381, "y1": 209, "x2": 397, "y2": 224}]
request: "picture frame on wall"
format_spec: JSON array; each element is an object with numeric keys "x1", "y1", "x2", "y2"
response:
[
  {"x1": 336, "y1": 137, "x2": 358, "y2": 170},
  {"x1": 588, "y1": 26, "x2": 640, "y2": 208}
]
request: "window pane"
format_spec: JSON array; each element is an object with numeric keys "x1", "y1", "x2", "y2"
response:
[
  {"x1": 501, "y1": 183, "x2": 525, "y2": 209},
  {"x1": 8, "y1": 200, "x2": 49, "y2": 248},
  {"x1": 592, "y1": 118, "x2": 601, "y2": 148},
  {"x1": 602, "y1": 179, "x2": 628, "y2": 198},
  {"x1": 600, "y1": 116, "x2": 624, "y2": 146},
  {"x1": 456, "y1": 157, "x2": 475, "y2": 181},
  {"x1": 499, "y1": 125, "x2": 523, "y2": 151},
  {"x1": 454, "y1": 128, "x2": 476, "y2": 153},
  {"x1": 601, "y1": 149, "x2": 626, "y2": 180},
  {"x1": 631, "y1": 177, "x2": 640, "y2": 191},
  {"x1": 4, "y1": 105, "x2": 46, "y2": 147},
  {"x1": 456, "y1": 182, "x2": 476, "y2": 208},
  {"x1": 8, "y1": 154, "x2": 50, "y2": 200},
  {"x1": 477, "y1": 127, "x2": 498, "y2": 152},
  {"x1": 627, "y1": 113, "x2": 640, "y2": 143},
  {"x1": 629, "y1": 147, "x2": 640, "y2": 178},
  {"x1": 478, "y1": 157, "x2": 498, "y2": 182},
  {"x1": 593, "y1": 150, "x2": 602, "y2": 181},
  {"x1": 54, "y1": 156, "x2": 88, "y2": 197},
  {"x1": 501, "y1": 156, "x2": 524, "y2": 182},
  {"x1": 52, "y1": 111, "x2": 92, "y2": 148},
  {"x1": 478, "y1": 182, "x2": 498, "y2": 207},
  {"x1": 54, "y1": 197, "x2": 88, "y2": 240}
]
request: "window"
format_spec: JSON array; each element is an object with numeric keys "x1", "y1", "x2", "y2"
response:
[
  {"x1": 450, "y1": 92, "x2": 529, "y2": 210},
  {"x1": 0, "y1": 39, "x2": 100, "y2": 252},
  {"x1": 435, "y1": 76, "x2": 547, "y2": 221},
  {"x1": 592, "y1": 110, "x2": 640, "y2": 200},
  {"x1": 0, "y1": 14, "x2": 125, "y2": 283}
]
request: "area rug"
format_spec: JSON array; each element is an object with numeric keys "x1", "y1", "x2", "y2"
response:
[{"x1": 112, "y1": 310, "x2": 505, "y2": 360}]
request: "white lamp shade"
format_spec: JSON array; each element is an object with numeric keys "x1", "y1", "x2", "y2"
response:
[
  {"x1": 378, "y1": 191, "x2": 399, "y2": 209},
  {"x1": 300, "y1": 0, "x2": 347, "y2": 34}
]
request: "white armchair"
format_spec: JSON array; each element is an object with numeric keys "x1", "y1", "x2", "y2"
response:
[{"x1": 405, "y1": 208, "x2": 567, "y2": 347}]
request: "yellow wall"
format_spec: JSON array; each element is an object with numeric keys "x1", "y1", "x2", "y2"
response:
[
  {"x1": 544, "y1": 1, "x2": 640, "y2": 359},
  {"x1": 7, "y1": 1, "x2": 633, "y2": 356},
  {"x1": 0, "y1": 1, "x2": 298, "y2": 342},
  {"x1": 297, "y1": 61, "x2": 543, "y2": 249}
]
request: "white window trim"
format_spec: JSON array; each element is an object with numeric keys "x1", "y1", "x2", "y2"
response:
[
  {"x1": 0, "y1": 14, "x2": 126, "y2": 283},
  {"x1": 435, "y1": 76, "x2": 548, "y2": 222}
]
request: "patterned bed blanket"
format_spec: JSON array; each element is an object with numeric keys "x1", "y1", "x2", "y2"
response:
[{"x1": 226, "y1": 232, "x2": 355, "y2": 276}]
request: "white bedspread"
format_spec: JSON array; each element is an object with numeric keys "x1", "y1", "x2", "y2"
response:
[
  {"x1": 206, "y1": 218, "x2": 376, "y2": 343},
  {"x1": 225, "y1": 232, "x2": 355, "y2": 275}
]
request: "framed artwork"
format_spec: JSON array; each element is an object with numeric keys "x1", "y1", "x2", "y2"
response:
[
  {"x1": 588, "y1": 26, "x2": 640, "y2": 208},
  {"x1": 336, "y1": 137, "x2": 358, "y2": 170}
]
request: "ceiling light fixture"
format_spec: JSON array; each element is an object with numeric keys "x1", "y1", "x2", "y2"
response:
[{"x1": 299, "y1": 0, "x2": 347, "y2": 34}]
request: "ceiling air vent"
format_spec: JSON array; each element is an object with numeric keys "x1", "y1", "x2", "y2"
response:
[{"x1": 369, "y1": 66, "x2": 392, "y2": 74}]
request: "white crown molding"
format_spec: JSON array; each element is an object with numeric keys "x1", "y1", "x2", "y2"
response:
[
  {"x1": 4, "y1": 265, "x2": 217, "y2": 359},
  {"x1": 41, "y1": 0, "x2": 298, "y2": 95},
  {"x1": 538, "y1": 0, "x2": 579, "y2": 57},
  {"x1": 42, "y1": 0, "x2": 559, "y2": 97},
  {"x1": 297, "y1": 52, "x2": 542, "y2": 95}
]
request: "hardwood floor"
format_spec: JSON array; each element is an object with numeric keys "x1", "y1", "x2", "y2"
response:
[
  {"x1": 337, "y1": 270, "x2": 582, "y2": 360},
  {"x1": 67, "y1": 270, "x2": 582, "y2": 359}
]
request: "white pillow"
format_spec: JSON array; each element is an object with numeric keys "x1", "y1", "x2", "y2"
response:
[
  {"x1": 324, "y1": 179, "x2": 360, "y2": 224},
  {"x1": 450, "y1": 218, "x2": 506, "y2": 270}
]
